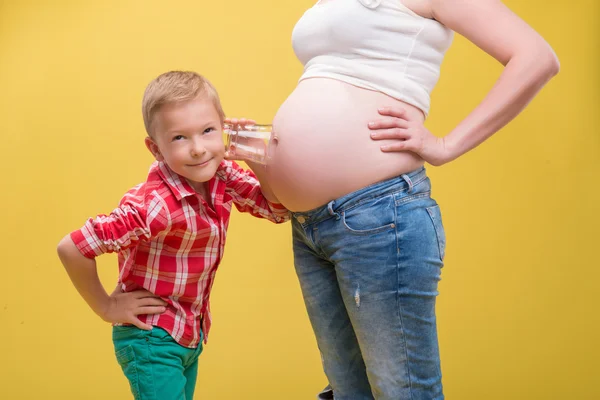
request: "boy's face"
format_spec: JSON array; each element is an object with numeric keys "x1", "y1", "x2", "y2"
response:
[{"x1": 146, "y1": 97, "x2": 225, "y2": 192}]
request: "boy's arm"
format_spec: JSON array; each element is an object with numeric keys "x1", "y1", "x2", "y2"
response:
[
  {"x1": 224, "y1": 161, "x2": 290, "y2": 223},
  {"x1": 57, "y1": 192, "x2": 169, "y2": 329},
  {"x1": 223, "y1": 118, "x2": 279, "y2": 203},
  {"x1": 57, "y1": 235, "x2": 166, "y2": 330}
]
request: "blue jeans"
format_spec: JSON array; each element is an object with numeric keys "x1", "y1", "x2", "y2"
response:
[{"x1": 292, "y1": 167, "x2": 446, "y2": 400}]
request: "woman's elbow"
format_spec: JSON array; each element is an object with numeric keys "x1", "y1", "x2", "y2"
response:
[
  {"x1": 520, "y1": 45, "x2": 560, "y2": 85},
  {"x1": 544, "y1": 47, "x2": 560, "y2": 78},
  {"x1": 536, "y1": 42, "x2": 560, "y2": 79}
]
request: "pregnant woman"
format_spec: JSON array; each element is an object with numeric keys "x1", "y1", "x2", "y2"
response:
[{"x1": 255, "y1": 0, "x2": 559, "y2": 399}]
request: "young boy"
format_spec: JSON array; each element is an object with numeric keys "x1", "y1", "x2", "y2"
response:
[{"x1": 56, "y1": 70, "x2": 289, "y2": 400}]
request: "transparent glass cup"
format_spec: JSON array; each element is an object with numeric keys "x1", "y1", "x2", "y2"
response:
[{"x1": 223, "y1": 123, "x2": 273, "y2": 165}]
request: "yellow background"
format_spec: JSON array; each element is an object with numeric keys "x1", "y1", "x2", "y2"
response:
[{"x1": 1, "y1": 0, "x2": 598, "y2": 399}]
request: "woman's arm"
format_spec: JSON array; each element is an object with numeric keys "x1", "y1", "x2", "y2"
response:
[{"x1": 370, "y1": 0, "x2": 560, "y2": 165}]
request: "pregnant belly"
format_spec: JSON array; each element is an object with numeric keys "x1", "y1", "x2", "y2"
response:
[{"x1": 268, "y1": 78, "x2": 425, "y2": 212}]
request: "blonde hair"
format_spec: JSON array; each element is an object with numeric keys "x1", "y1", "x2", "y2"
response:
[{"x1": 142, "y1": 71, "x2": 225, "y2": 136}]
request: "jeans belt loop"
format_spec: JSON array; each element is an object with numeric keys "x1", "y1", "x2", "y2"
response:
[
  {"x1": 327, "y1": 200, "x2": 341, "y2": 220},
  {"x1": 401, "y1": 173, "x2": 414, "y2": 193}
]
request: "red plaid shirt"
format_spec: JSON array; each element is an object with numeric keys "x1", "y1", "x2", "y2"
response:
[{"x1": 70, "y1": 160, "x2": 289, "y2": 348}]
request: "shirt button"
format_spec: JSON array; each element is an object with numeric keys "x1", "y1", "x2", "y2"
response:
[{"x1": 296, "y1": 216, "x2": 306, "y2": 224}]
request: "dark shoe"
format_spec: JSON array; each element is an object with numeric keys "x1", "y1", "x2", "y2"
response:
[{"x1": 317, "y1": 385, "x2": 334, "y2": 400}]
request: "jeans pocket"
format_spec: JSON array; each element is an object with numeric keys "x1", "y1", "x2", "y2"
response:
[
  {"x1": 149, "y1": 326, "x2": 173, "y2": 342},
  {"x1": 426, "y1": 205, "x2": 446, "y2": 261},
  {"x1": 341, "y1": 195, "x2": 396, "y2": 235},
  {"x1": 115, "y1": 345, "x2": 141, "y2": 399},
  {"x1": 112, "y1": 325, "x2": 143, "y2": 341}
]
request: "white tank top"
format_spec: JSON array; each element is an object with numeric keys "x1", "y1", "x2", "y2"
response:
[{"x1": 292, "y1": 0, "x2": 454, "y2": 117}]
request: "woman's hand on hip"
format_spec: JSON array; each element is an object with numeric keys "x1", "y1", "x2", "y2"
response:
[{"x1": 369, "y1": 107, "x2": 453, "y2": 166}]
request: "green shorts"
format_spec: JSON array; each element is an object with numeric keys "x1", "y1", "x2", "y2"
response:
[{"x1": 112, "y1": 326, "x2": 203, "y2": 400}]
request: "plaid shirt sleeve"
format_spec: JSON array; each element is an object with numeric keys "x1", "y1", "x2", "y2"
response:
[
  {"x1": 223, "y1": 161, "x2": 290, "y2": 224},
  {"x1": 70, "y1": 185, "x2": 169, "y2": 259}
]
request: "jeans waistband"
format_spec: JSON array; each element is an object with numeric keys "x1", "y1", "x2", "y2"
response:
[{"x1": 292, "y1": 166, "x2": 427, "y2": 226}]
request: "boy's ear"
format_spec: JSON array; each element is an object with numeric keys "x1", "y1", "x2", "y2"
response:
[{"x1": 145, "y1": 137, "x2": 164, "y2": 161}]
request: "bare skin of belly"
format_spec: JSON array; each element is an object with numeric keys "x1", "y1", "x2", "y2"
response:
[{"x1": 267, "y1": 78, "x2": 425, "y2": 212}]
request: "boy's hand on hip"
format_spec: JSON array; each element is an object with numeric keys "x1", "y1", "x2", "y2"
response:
[{"x1": 101, "y1": 286, "x2": 168, "y2": 330}]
